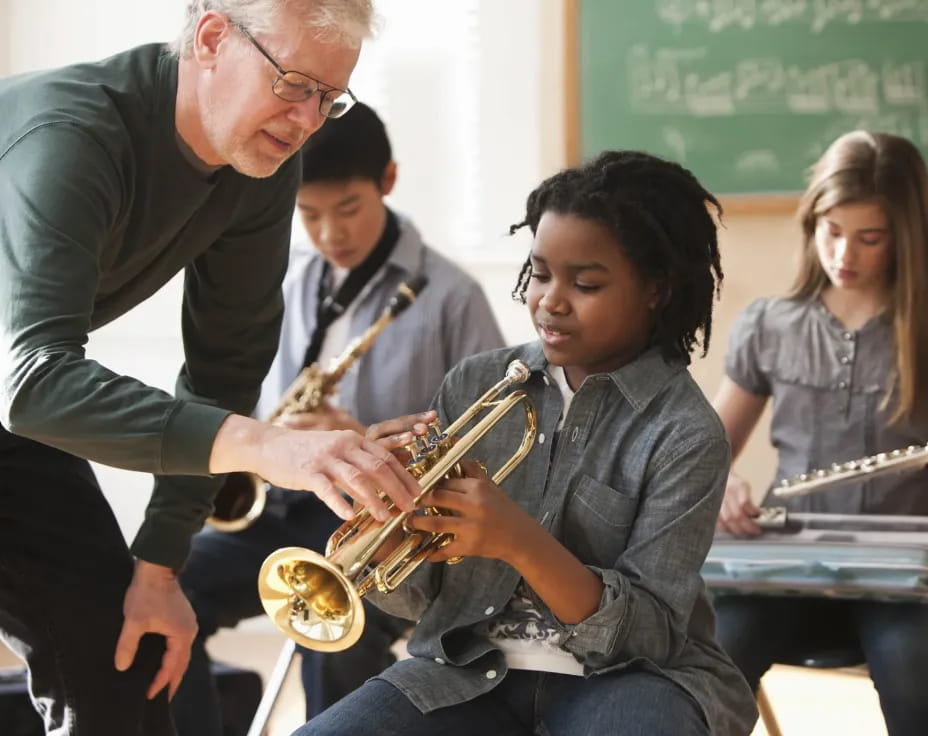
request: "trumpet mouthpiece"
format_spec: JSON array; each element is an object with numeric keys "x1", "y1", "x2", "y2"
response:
[{"x1": 505, "y1": 360, "x2": 531, "y2": 384}]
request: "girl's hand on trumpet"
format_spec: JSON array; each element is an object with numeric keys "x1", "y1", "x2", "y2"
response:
[
  {"x1": 409, "y1": 459, "x2": 605, "y2": 625},
  {"x1": 408, "y1": 460, "x2": 536, "y2": 565}
]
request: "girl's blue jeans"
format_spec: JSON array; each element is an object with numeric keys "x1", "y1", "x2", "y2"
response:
[{"x1": 297, "y1": 665, "x2": 709, "y2": 736}]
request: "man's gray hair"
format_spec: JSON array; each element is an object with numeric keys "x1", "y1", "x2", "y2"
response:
[{"x1": 171, "y1": 0, "x2": 376, "y2": 57}]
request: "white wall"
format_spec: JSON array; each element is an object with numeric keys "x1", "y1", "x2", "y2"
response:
[
  {"x1": 1, "y1": 2, "x2": 179, "y2": 536},
  {"x1": 4, "y1": 0, "x2": 183, "y2": 70},
  {"x1": 2, "y1": 0, "x2": 786, "y2": 542},
  {"x1": 0, "y1": 0, "x2": 8, "y2": 75}
]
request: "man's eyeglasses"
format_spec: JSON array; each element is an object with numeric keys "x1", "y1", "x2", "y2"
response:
[{"x1": 235, "y1": 24, "x2": 357, "y2": 119}]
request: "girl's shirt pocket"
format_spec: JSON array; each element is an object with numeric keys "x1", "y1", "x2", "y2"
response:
[{"x1": 562, "y1": 473, "x2": 639, "y2": 567}]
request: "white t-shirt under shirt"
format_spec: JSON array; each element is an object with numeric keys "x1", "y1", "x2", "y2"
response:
[{"x1": 549, "y1": 363, "x2": 575, "y2": 430}]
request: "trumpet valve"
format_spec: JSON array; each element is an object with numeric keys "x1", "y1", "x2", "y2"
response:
[
  {"x1": 424, "y1": 442, "x2": 442, "y2": 469},
  {"x1": 406, "y1": 456, "x2": 429, "y2": 480}
]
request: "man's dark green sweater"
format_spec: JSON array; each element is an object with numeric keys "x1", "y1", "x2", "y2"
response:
[{"x1": 0, "y1": 44, "x2": 300, "y2": 569}]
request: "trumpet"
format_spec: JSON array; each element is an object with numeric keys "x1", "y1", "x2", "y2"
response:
[
  {"x1": 256, "y1": 359, "x2": 538, "y2": 652},
  {"x1": 206, "y1": 275, "x2": 429, "y2": 532},
  {"x1": 773, "y1": 442, "x2": 928, "y2": 499}
]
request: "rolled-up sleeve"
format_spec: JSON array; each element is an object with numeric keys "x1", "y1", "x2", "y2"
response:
[{"x1": 557, "y1": 436, "x2": 730, "y2": 670}]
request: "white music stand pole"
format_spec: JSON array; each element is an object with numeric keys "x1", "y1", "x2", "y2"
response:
[{"x1": 246, "y1": 638, "x2": 297, "y2": 736}]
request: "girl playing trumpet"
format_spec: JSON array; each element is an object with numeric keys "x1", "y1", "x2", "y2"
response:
[{"x1": 297, "y1": 150, "x2": 757, "y2": 736}]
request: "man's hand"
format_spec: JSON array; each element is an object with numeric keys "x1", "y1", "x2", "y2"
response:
[
  {"x1": 211, "y1": 415, "x2": 424, "y2": 523},
  {"x1": 716, "y1": 472, "x2": 763, "y2": 537},
  {"x1": 253, "y1": 426, "x2": 422, "y2": 522},
  {"x1": 274, "y1": 403, "x2": 366, "y2": 434},
  {"x1": 115, "y1": 560, "x2": 197, "y2": 700}
]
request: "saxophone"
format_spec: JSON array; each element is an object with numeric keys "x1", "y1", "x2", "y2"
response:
[{"x1": 206, "y1": 274, "x2": 429, "y2": 531}]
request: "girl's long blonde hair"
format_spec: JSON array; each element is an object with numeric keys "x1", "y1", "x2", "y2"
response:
[{"x1": 791, "y1": 131, "x2": 928, "y2": 424}]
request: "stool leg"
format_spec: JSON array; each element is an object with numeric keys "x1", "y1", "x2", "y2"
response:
[
  {"x1": 756, "y1": 682, "x2": 783, "y2": 736},
  {"x1": 246, "y1": 639, "x2": 297, "y2": 736}
]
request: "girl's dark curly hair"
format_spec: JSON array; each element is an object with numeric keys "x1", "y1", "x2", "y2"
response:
[{"x1": 511, "y1": 150, "x2": 724, "y2": 363}]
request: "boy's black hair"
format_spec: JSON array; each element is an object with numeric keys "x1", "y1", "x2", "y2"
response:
[
  {"x1": 510, "y1": 150, "x2": 724, "y2": 364},
  {"x1": 300, "y1": 102, "x2": 393, "y2": 184}
]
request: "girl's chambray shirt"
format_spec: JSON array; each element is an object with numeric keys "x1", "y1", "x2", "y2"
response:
[
  {"x1": 367, "y1": 342, "x2": 758, "y2": 735},
  {"x1": 726, "y1": 297, "x2": 928, "y2": 514}
]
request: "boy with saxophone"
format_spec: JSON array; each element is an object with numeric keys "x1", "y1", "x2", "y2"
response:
[{"x1": 171, "y1": 103, "x2": 505, "y2": 736}]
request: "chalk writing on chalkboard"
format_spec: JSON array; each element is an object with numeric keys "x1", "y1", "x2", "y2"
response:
[
  {"x1": 628, "y1": 51, "x2": 924, "y2": 118},
  {"x1": 576, "y1": 0, "x2": 928, "y2": 195},
  {"x1": 656, "y1": 0, "x2": 928, "y2": 34}
]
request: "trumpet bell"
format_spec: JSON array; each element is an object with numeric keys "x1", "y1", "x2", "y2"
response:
[{"x1": 257, "y1": 546, "x2": 365, "y2": 652}]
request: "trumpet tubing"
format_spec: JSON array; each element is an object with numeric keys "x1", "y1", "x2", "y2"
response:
[{"x1": 257, "y1": 359, "x2": 538, "y2": 651}]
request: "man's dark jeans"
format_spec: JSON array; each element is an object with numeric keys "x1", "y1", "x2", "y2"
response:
[{"x1": 0, "y1": 427, "x2": 173, "y2": 735}]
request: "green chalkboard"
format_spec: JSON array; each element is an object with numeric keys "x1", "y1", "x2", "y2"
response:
[{"x1": 577, "y1": 0, "x2": 928, "y2": 196}]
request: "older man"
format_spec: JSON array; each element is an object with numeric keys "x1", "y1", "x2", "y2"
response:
[{"x1": 0, "y1": 1, "x2": 420, "y2": 733}]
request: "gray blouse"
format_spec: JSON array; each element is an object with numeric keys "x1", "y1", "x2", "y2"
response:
[{"x1": 726, "y1": 296, "x2": 928, "y2": 514}]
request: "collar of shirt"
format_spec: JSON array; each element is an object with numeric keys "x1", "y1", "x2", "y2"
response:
[
  {"x1": 518, "y1": 342, "x2": 685, "y2": 413},
  {"x1": 290, "y1": 209, "x2": 425, "y2": 285},
  {"x1": 812, "y1": 293, "x2": 890, "y2": 338}
]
